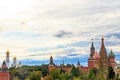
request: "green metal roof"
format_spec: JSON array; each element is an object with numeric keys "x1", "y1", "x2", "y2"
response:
[{"x1": 108, "y1": 50, "x2": 115, "y2": 58}]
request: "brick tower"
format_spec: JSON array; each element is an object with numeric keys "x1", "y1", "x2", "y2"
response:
[
  {"x1": 88, "y1": 39, "x2": 95, "y2": 68},
  {"x1": 99, "y1": 37, "x2": 108, "y2": 74},
  {"x1": 108, "y1": 50, "x2": 115, "y2": 67}
]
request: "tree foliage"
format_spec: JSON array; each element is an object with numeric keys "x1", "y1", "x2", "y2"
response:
[
  {"x1": 28, "y1": 71, "x2": 42, "y2": 80},
  {"x1": 108, "y1": 66, "x2": 115, "y2": 79},
  {"x1": 71, "y1": 66, "x2": 80, "y2": 77},
  {"x1": 88, "y1": 68, "x2": 96, "y2": 80}
]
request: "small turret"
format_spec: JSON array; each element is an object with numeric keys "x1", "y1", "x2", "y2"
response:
[
  {"x1": 108, "y1": 50, "x2": 115, "y2": 67},
  {"x1": 77, "y1": 61, "x2": 80, "y2": 65},
  {"x1": 1, "y1": 61, "x2": 7, "y2": 72},
  {"x1": 108, "y1": 50, "x2": 115, "y2": 58},
  {"x1": 77, "y1": 61, "x2": 81, "y2": 69},
  {"x1": 50, "y1": 56, "x2": 53, "y2": 65},
  {"x1": 90, "y1": 39, "x2": 95, "y2": 58}
]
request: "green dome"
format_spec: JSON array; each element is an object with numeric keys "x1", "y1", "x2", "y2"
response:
[{"x1": 108, "y1": 50, "x2": 115, "y2": 58}]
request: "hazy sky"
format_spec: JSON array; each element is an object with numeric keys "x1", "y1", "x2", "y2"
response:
[{"x1": 0, "y1": 0, "x2": 120, "y2": 66}]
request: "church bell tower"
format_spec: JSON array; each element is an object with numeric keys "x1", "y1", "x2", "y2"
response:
[{"x1": 6, "y1": 50, "x2": 10, "y2": 68}]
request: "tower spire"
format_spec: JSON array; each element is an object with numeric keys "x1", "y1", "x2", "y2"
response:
[
  {"x1": 91, "y1": 39, "x2": 94, "y2": 48},
  {"x1": 99, "y1": 36, "x2": 108, "y2": 73},
  {"x1": 90, "y1": 39, "x2": 95, "y2": 58},
  {"x1": 50, "y1": 56, "x2": 53, "y2": 65},
  {"x1": 6, "y1": 49, "x2": 10, "y2": 68},
  {"x1": 101, "y1": 36, "x2": 105, "y2": 47},
  {"x1": 1, "y1": 60, "x2": 7, "y2": 71},
  {"x1": 100, "y1": 36, "x2": 106, "y2": 52}
]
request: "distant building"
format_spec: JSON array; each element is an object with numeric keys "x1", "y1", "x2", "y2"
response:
[
  {"x1": 13, "y1": 56, "x2": 17, "y2": 67},
  {"x1": 11, "y1": 56, "x2": 22, "y2": 68},
  {"x1": 6, "y1": 50, "x2": 10, "y2": 69},
  {"x1": 48, "y1": 37, "x2": 116, "y2": 75},
  {"x1": 0, "y1": 61, "x2": 10, "y2": 80},
  {"x1": 48, "y1": 56, "x2": 72, "y2": 72},
  {"x1": 78, "y1": 37, "x2": 116, "y2": 74},
  {"x1": 17, "y1": 61, "x2": 22, "y2": 67}
]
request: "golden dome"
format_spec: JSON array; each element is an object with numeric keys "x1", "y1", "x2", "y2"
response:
[
  {"x1": 13, "y1": 56, "x2": 16, "y2": 60},
  {"x1": 6, "y1": 49, "x2": 10, "y2": 55}
]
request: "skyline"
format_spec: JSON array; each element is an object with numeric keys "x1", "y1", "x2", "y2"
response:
[{"x1": 0, "y1": 0, "x2": 120, "y2": 66}]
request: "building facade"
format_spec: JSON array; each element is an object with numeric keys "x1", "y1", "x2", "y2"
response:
[
  {"x1": 87, "y1": 37, "x2": 115, "y2": 70},
  {"x1": 0, "y1": 61, "x2": 10, "y2": 80}
]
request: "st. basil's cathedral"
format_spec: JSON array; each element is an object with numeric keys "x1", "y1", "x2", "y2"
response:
[{"x1": 48, "y1": 37, "x2": 116, "y2": 75}]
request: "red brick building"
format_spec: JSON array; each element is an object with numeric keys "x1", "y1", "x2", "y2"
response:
[
  {"x1": 78, "y1": 37, "x2": 116, "y2": 73},
  {"x1": 48, "y1": 56, "x2": 72, "y2": 72},
  {"x1": 0, "y1": 61, "x2": 10, "y2": 80},
  {"x1": 48, "y1": 37, "x2": 116, "y2": 73}
]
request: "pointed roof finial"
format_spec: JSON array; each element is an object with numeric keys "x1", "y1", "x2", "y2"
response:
[
  {"x1": 3, "y1": 60, "x2": 6, "y2": 65},
  {"x1": 101, "y1": 35, "x2": 105, "y2": 47},
  {"x1": 50, "y1": 55, "x2": 53, "y2": 59},
  {"x1": 92, "y1": 38, "x2": 93, "y2": 41},
  {"x1": 91, "y1": 38, "x2": 94, "y2": 48},
  {"x1": 102, "y1": 35, "x2": 104, "y2": 42},
  {"x1": 77, "y1": 61, "x2": 80, "y2": 65},
  {"x1": 108, "y1": 50, "x2": 115, "y2": 58}
]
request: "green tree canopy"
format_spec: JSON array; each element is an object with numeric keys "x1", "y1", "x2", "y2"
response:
[
  {"x1": 28, "y1": 71, "x2": 42, "y2": 80},
  {"x1": 71, "y1": 66, "x2": 80, "y2": 77},
  {"x1": 108, "y1": 66, "x2": 115, "y2": 79},
  {"x1": 88, "y1": 68, "x2": 96, "y2": 80}
]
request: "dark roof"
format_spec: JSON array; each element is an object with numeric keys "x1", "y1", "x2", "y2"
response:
[
  {"x1": 2, "y1": 61, "x2": 6, "y2": 65},
  {"x1": 108, "y1": 50, "x2": 115, "y2": 58}
]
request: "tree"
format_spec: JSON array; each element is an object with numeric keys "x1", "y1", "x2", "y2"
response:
[
  {"x1": 49, "y1": 69, "x2": 61, "y2": 80},
  {"x1": 41, "y1": 68, "x2": 48, "y2": 77},
  {"x1": 28, "y1": 71, "x2": 42, "y2": 80},
  {"x1": 60, "y1": 68, "x2": 66, "y2": 74},
  {"x1": 71, "y1": 66, "x2": 80, "y2": 77},
  {"x1": 108, "y1": 66, "x2": 115, "y2": 79},
  {"x1": 95, "y1": 70, "x2": 106, "y2": 80},
  {"x1": 59, "y1": 72, "x2": 73, "y2": 80},
  {"x1": 88, "y1": 69, "x2": 95, "y2": 80}
]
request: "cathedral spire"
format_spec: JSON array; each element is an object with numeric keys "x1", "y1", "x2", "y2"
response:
[
  {"x1": 100, "y1": 36, "x2": 106, "y2": 53},
  {"x1": 1, "y1": 61, "x2": 7, "y2": 72},
  {"x1": 91, "y1": 39, "x2": 94, "y2": 48},
  {"x1": 77, "y1": 61, "x2": 80, "y2": 65},
  {"x1": 90, "y1": 39, "x2": 95, "y2": 58},
  {"x1": 50, "y1": 56, "x2": 53, "y2": 65},
  {"x1": 99, "y1": 36, "x2": 108, "y2": 72},
  {"x1": 101, "y1": 36, "x2": 105, "y2": 47}
]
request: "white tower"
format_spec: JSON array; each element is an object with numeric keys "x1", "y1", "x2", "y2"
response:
[
  {"x1": 13, "y1": 56, "x2": 17, "y2": 67},
  {"x1": 6, "y1": 50, "x2": 10, "y2": 68}
]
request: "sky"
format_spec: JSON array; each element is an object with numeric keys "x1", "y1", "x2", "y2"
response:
[{"x1": 0, "y1": 0, "x2": 120, "y2": 66}]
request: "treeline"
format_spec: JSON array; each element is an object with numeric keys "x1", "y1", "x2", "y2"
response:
[
  {"x1": 8, "y1": 64, "x2": 120, "y2": 80},
  {"x1": 9, "y1": 64, "x2": 48, "y2": 80}
]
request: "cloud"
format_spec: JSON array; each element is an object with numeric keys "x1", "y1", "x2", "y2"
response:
[
  {"x1": 0, "y1": 0, "x2": 120, "y2": 66},
  {"x1": 54, "y1": 30, "x2": 73, "y2": 38}
]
